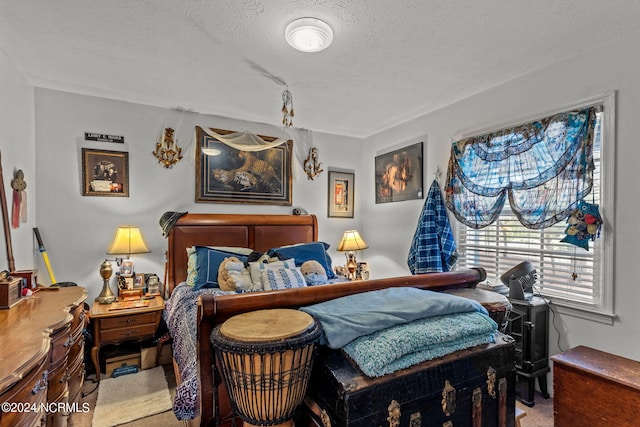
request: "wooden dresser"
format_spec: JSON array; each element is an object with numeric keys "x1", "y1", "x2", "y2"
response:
[
  {"x1": 552, "y1": 345, "x2": 640, "y2": 427},
  {"x1": 0, "y1": 286, "x2": 87, "y2": 427}
]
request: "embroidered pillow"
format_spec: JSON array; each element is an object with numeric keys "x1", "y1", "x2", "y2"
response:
[
  {"x1": 261, "y1": 267, "x2": 307, "y2": 291},
  {"x1": 249, "y1": 258, "x2": 296, "y2": 289},
  {"x1": 268, "y1": 242, "x2": 336, "y2": 279}
]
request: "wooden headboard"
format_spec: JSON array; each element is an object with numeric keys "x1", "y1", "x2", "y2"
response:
[{"x1": 166, "y1": 213, "x2": 318, "y2": 295}]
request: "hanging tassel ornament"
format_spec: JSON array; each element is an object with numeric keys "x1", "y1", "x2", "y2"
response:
[
  {"x1": 282, "y1": 88, "x2": 294, "y2": 127},
  {"x1": 10, "y1": 169, "x2": 27, "y2": 229}
]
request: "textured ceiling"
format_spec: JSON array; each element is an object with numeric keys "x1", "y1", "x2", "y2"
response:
[{"x1": 1, "y1": 1, "x2": 640, "y2": 137}]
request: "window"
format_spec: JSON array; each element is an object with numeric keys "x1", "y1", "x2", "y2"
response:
[{"x1": 454, "y1": 92, "x2": 615, "y2": 322}]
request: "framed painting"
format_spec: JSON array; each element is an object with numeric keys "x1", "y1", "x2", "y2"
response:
[
  {"x1": 81, "y1": 148, "x2": 129, "y2": 197},
  {"x1": 195, "y1": 127, "x2": 292, "y2": 205},
  {"x1": 328, "y1": 170, "x2": 354, "y2": 218},
  {"x1": 375, "y1": 141, "x2": 423, "y2": 203}
]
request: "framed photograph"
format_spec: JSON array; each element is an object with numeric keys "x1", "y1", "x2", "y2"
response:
[
  {"x1": 123, "y1": 276, "x2": 135, "y2": 290},
  {"x1": 133, "y1": 273, "x2": 145, "y2": 289},
  {"x1": 195, "y1": 127, "x2": 292, "y2": 205},
  {"x1": 120, "y1": 260, "x2": 133, "y2": 276},
  {"x1": 81, "y1": 148, "x2": 129, "y2": 196},
  {"x1": 328, "y1": 170, "x2": 354, "y2": 218},
  {"x1": 375, "y1": 141, "x2": 423, "y2": 204}
]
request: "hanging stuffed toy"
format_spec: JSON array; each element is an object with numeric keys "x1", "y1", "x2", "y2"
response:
[{"x1": 560, "y1": 200, "x2": 602, "y2": 251}]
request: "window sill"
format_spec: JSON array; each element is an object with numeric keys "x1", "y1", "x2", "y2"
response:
[{"x1": 547, "y1": 299, "x2": 617, "y2": 325}]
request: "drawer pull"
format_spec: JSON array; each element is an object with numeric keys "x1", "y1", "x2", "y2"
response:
[
  {"x1": 31, "y1": 370, "x2": 48, "y2": 395},
  {"x1": 63, "y1": 337, "x2": 72, "y2": 347}
]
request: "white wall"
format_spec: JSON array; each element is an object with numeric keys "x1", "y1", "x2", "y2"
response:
[
  {"x1": 0, "y1": 48, "x2": 37, "y2": 272},
  {"x1": 33, "y1": 89, "x2": 364, "y2": 301},
  {"x1": 24, "y1": 26, "x2": 640, "y2": 373},
  {"x1": 362, "y1": 31, "x2": 640, "y2": 363}
]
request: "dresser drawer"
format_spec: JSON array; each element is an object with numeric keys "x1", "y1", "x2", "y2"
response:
[
  {"x1": 67, "y1": 329, "x2": 85, "y2": 367},
  {"x1": 67, "y1": 355, "x2": 85, "y2": 403},
  {"x1": 49, "y1": 324, "x2": 72, "y2": 370},
  {"x1": 100, "y1": 324, "x2": 157, "y2": 342},
  {"x1": 47, "y1": 361, "x2": 68, "y2": 404},
  {"x1": 100, "y1": 312, "x2": 157, "y2": 330},
  {"x1": 0, "y1": 356, "x2": 48, "y2": 427}
]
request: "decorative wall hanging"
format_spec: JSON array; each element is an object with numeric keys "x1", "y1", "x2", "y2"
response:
[
  {"x1": 81, "y1": 148, "x2": 129, "y2": 197},
  {"x1": 445, "y1": 106, "x2": 598, "y2": 229},
  {"x1": 328, "y1": 170, "x2": 354, "y2": 218},
  {"x1": 303, "y1": 147, "x2": 324, "y2": 180},
  {"x1": 560, "y1": 200, "x2": 602, "y2": 251},
  {"x1": 282, "y1": 88, "x2": 294, "y2": 127},
  {"x1": 153, "y1": 127, "x2": 183, "y2": 168},
  {"x1": 10, "y1": 169, "x2": 26, "y2": 228},
  {"x1": 375, "y1": 142, "x2": 423, "y2": 204},
  {"x1": 195, "y1": 127, "x2": 292, "y2": 205}
]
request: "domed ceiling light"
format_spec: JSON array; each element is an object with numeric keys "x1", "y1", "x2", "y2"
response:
[{"x1": 285, "y1": 18, "x2": 333, "y2": 52}]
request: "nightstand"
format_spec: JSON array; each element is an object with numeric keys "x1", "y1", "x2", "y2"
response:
[{"x1": 89, "y1": 296, "x2": 164, "y2": 382}]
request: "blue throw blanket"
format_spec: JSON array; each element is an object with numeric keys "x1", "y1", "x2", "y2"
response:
[
  {"x1": 300, "y1": 287, "x2": 488, "y2": 348},
  {"x1": 342, "y1": 311, "x2": 497, "y2": 377}
]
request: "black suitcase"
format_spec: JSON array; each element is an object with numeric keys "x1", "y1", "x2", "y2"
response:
[{"x1": 303, "y1": 333, "x2": 516, "y2": 427}]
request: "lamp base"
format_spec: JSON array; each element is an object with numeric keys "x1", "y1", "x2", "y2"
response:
[{"x1": 95, "y1": 260, "x2": 117, "y2": 304}]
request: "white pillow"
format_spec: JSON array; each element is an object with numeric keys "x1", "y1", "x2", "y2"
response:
[
  {"x1": 249, "y1": 258, "x2": 296, "y2": 289},
  {"x1": 261, "y1": 267, "x2": 307, "y2": 291}
]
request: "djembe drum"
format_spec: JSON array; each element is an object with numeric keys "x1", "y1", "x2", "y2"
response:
[{"x1": 211, "y1": 309, "x2": 321, "y2": 427}]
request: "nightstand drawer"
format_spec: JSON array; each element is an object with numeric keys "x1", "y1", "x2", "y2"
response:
[
  {"x1": 101, "y1": 312, "x2": 157, "y2": 330},
  {"x1": 100, "y1": 324, "x2": 157, "y2": 342}
]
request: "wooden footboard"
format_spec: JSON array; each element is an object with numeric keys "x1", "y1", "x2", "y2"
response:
[{"x1": 196, "y1": 268, "x2": 486, "y2": 426}]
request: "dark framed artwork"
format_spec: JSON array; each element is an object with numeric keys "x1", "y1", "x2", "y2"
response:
[
  {"x1": 328, "y1": 170, "x2": 354, "y2": 218},
  {"x1": 195, "y1": 127, "x2": 293, "y2": 205},
  {"x1": 81, "y1": 148, "x2": 129, "y2": 197},
  {"x1": 375, "y1": 141, "x2": 423, "y2": 203}
]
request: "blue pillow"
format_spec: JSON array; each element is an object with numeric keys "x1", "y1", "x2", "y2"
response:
[
  {"x1": 190, "y1": 246, "x2": 249, "y2": 291},
  {"x1": 268, "y1": 242, "x2": 336, "y2": 279}
]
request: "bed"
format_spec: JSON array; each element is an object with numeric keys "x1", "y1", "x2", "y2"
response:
[{"x1": 163, "y1": 213, "x2": 504, "y2": 427}]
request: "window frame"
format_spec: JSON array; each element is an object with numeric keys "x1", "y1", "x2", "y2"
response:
[{"x1": 451, "y1": 91, "x2": 616, "y2": 324}]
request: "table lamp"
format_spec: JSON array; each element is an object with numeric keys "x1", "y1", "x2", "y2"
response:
[
  {"x1": 95, "y1": 226, "x2": 150, "y2": 304},
  {"x1": 337, "y1": 230, "x2": 368, "y2": 279}
]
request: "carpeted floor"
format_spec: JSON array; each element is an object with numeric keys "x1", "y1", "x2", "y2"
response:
[
  {"x1": 70, "y1": 365, "x2": 181, "y2": 427},
  {"x1": 517, "y1": 391, "x2": 554, "y2": 427}
]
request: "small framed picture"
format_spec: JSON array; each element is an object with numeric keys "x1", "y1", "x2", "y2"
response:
[
  {"x1": 120, "y1": 260, "x2": 133, "y2": 276},
  {"x1": 133, "y1": 273, "x2": 145, "y2": 289},
  {"x1": 328, "y1": 170, "x2": 354, "y2": 218},
  {"x1": 123, "y1": 276, "x2": 135, "y2": 290}
]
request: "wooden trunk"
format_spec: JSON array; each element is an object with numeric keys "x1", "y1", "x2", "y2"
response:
[
  {"x1": 552, "y1": 345, "x2": 640, "y2": 427},
  {"x1": 303, "y1": 334, "x2": 516, "y2": 427}
]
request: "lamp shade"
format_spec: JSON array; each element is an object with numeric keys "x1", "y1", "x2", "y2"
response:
[
  {"x1": 337, "y1": 230, "x2": 368, "y2": 252},
  {"x1": 107, "y1": 226, "x2": 150, "y2": 255}
]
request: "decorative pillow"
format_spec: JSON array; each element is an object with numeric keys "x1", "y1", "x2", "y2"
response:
[
  {"x1": 186, "y1": 246, "x2": 253, "y2": 287},
  {"x1": 249, "y1": 258, "x2": 296, "y2": 289},
  {"x1": 186, "y1": 246, "x2": 249, "y2": 291},
  {"x1": 261, "y1": 267, "x2": 307, "y2": 291},
  {"x1": 268, "y1": 242, "x2": 336, "y2": 279},
  {"x1": 218, "y1": 257, "x2": 258, "y2": 292}
]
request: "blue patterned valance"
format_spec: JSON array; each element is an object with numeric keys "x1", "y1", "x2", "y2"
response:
[{"x1": 445, "y1": 107, "x2": 598, "y2": 229}]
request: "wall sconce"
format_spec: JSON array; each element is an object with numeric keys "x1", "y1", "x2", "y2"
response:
[
  {"x1": 95, "y1": 226, "x2": 150, "y2": 304},
  {"x1": 337, "y1": 230, "x2": 368, "y2": 279},
  {"x1": 153, "y1": 127, "x2": 183, "y2": 168}
]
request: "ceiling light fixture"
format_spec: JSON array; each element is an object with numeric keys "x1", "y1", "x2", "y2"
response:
[{"x1": 285, "y1": 18, "x2": 333, "y2": 53}]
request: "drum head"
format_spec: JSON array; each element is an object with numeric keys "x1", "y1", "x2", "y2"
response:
[{"x1": 220, "y1": 309, "x2": 315, "y2": 342}]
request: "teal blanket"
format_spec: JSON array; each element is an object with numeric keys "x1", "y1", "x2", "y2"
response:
[
  {"x1": 300, "y1": 287, "x2": 488, "y2": 348},
  {"x1": 342, "y1": 311, "x2": 497, "y2": 377}
]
